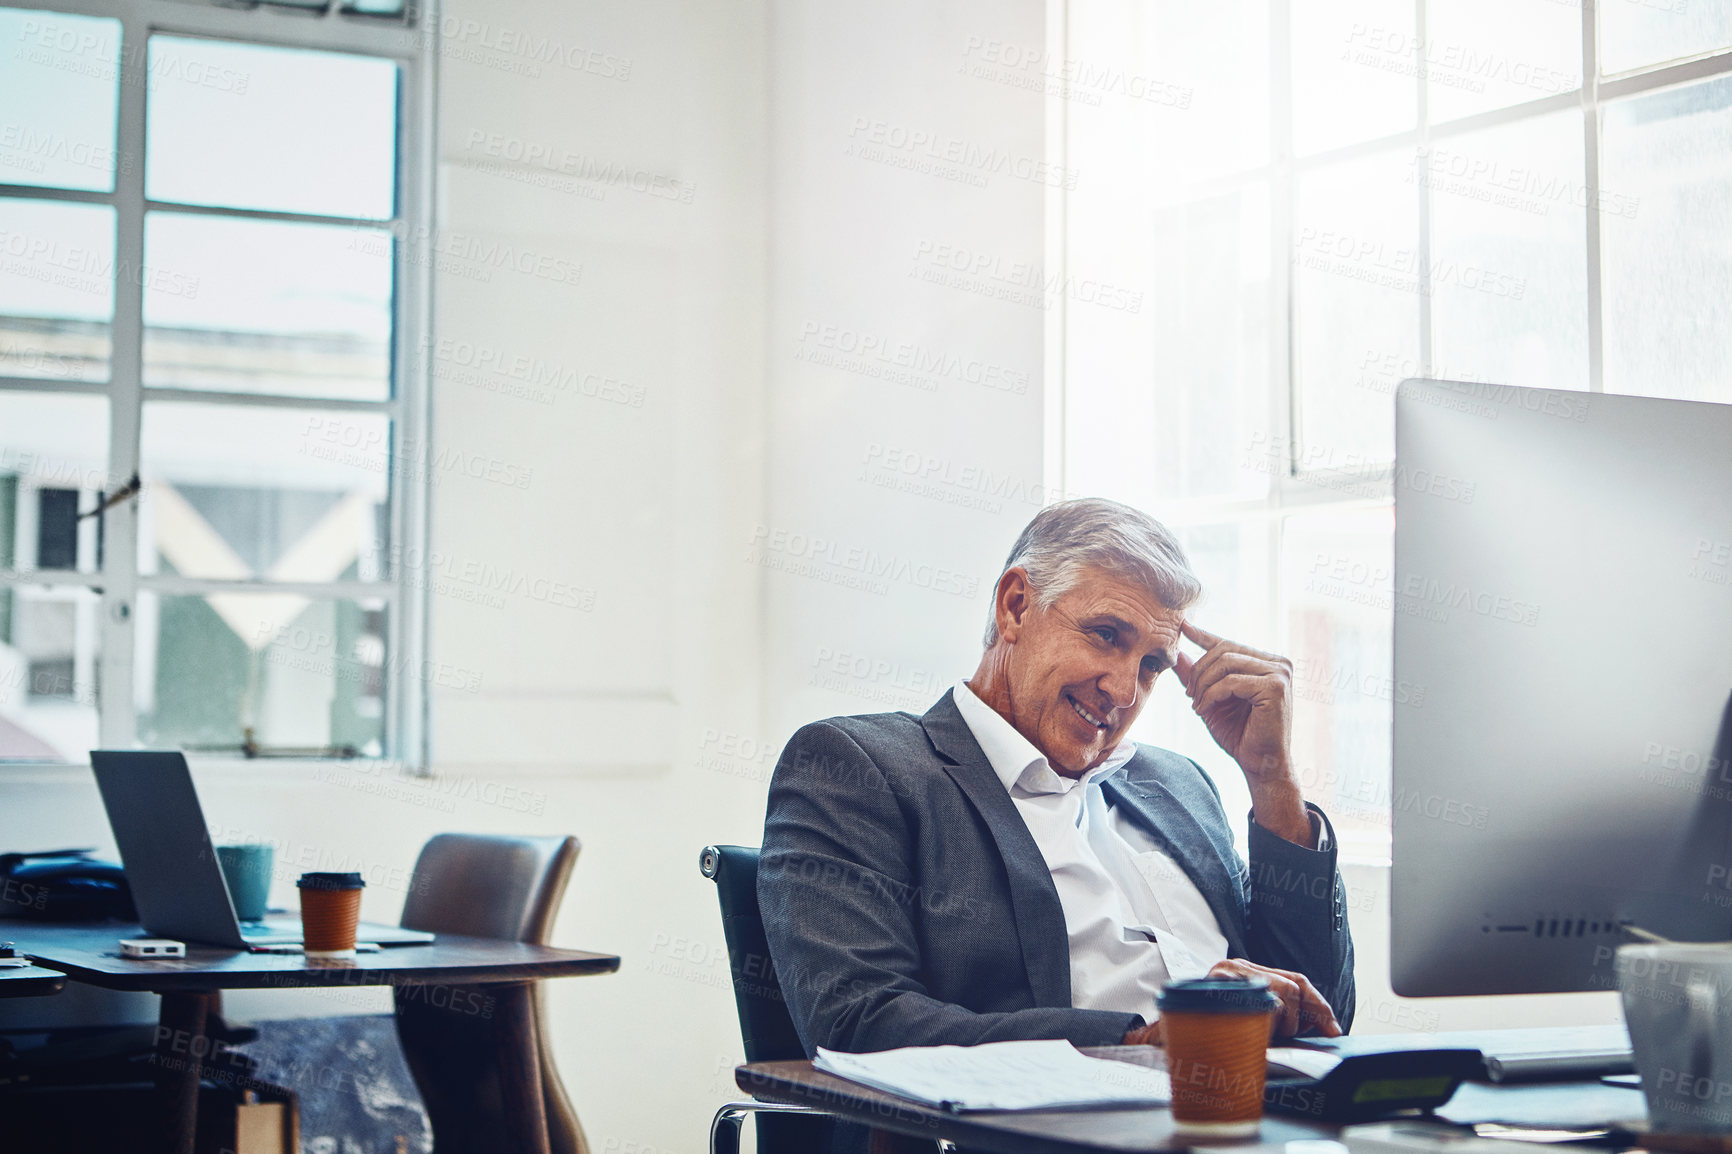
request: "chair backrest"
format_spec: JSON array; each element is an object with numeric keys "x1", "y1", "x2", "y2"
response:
[
  {"x1": 401, "y1": 833, "x2": 580, "y2": 942},
  {"x1": 699, "y1": 844, "x2": 806, "y2": 1063},
  {"x1": 395, "y1": 833, "x2": 587, "y2": 1154}
]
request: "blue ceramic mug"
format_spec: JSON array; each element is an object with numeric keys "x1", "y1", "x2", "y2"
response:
[{"x1": 216, "y1": 843, "x2": 275, "y2": 923}]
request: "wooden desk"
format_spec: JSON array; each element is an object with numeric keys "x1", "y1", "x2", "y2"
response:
[
  {"x1": 21, "y1": 922, "x2": 620, "y2": 1154},
  {"x1": 0, "y1": 962, "x2": 66, "y2": 998},
  {"x1": 736, "y1": 1047, "x2": 1650, "y2": 1154}
]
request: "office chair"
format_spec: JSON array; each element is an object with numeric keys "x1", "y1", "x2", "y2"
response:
[
  {"x1": 700, "y1": 845, "x2": 958, "y2": 1154},
  {"x1": 700, "y1": 844, "x2": 835, "y2": 1154},
  {"x1": 396, "y1": 833, "x2": 587, "y2": 1154}
]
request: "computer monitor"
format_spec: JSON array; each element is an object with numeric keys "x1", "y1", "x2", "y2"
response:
[{"x1": 1391, "y1": 379, "x2": 1732, "y2": 997}]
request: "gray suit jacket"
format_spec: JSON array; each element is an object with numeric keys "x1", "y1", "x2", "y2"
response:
[{"x1": 759, "y1": 690, "x2": 1356, "y2": 1055}]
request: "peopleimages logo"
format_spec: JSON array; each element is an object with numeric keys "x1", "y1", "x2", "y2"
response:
[
  {"x1": 845, "y1": 116, "x2": 1080, "y2": 190},
  {"x1": 796, "y1": 322, "x2": 1029, "y2": 395},
  {"x1": 0, "y1": 123, "x2": 132, "y2": 176},
  {"x1": 746, "y1": 525, "x2": 980, "y2": 599}
]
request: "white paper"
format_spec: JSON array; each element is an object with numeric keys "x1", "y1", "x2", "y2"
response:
[
  {"x1": 1267, "y1": 1046, "x2": 1344, "y2": 1080},
  {"x1": 813, "y1": 1039, "x2": 1171, "y2": 1112}
]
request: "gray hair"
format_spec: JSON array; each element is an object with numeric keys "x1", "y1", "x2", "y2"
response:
[{"x1": 982, "y1": 498, "x2": 1202, "y2": 647}]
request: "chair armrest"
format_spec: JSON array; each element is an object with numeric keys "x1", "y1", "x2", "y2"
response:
[{"x1": 709, "y1": 1099, "x2": 829, "y2": 1154}]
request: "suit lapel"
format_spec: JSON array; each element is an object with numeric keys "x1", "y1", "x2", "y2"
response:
[
  {"x1": 921, "y1": 690, "x2": 1073, "y2": 1008},
  {"x1": 1102, "y1": 757, "x2": 1248, "y2": 956}
]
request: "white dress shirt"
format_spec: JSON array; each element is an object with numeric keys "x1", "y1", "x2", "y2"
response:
[{"x1": 952, "y1": 680, "x2": 1230, "y2": 1017}]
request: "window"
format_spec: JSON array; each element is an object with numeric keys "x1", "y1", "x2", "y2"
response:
[
  {"x1": 1059, "y1": 0, "x2": 1732, "y2": 859},
  {"x1": 0, "y1": 0, "x2": 431, "y2": 764}
]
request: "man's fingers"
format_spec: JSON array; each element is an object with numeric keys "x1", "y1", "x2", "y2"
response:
[
  {"x1": 1272, "y1": 975, "x2": 1303, "y2": 1037},
  {"x1": 1298, "y1": 980, "x2": 1342, "y2": 1037},
  {"x1": 1186, "y1": 652, "x2": 1282, "y2": 701},
  {"x1": 1206, "y1": 958, "x2": 1340, "y2": 1039},
  {"x1": 1270, "y1": 969, "x2": 1340, "y2": 1038},
  {"x1": 1182, "y1": 631, "x2": 1285, "y2": 694},
  {"x1": 1174, "y1": 652, "x2": 1196, "y2": 692},
  {"x1": 1195, "y1": 673, "x2": 1276, "y2": 717},
  {"x1": 1181, "y1": 618, "x2": 1223, "y2": 649}
]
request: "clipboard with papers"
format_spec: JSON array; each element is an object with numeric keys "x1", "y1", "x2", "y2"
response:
[
  {"x1": 813, "y1": 1040, "x2": 1172, "y2": 1113},
  {"x1": 810, "y1": 1039, "x2": 1479, "y2": 1121}
]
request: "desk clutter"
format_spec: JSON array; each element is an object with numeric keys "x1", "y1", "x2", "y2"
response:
[
  {"x1": 805, "y1": 1039, "x2": 1481, "y2": 1126},
  {"x1": 0, "y1": 1018, "x2": 297, "y2": 1154},
  {"x1": 0, "y1": 849, "x2": 134, "y2": 922},
  {"x1": 2, "y1": 768, "x2": 617, "y2": 1154}
]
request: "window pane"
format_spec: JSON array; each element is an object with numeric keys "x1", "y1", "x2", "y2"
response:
[
  {"x1": 139, "y1": 404, "x2": 389, "y2": 582},
  {"x1": 1292, "y1": 0, "x2": 1417, "y2": 156},
  {"x1": 1293, "y1": 150, "x2": 1419, "y2": 465},
  {"x1": 145, "y1": 36, "x2": 398, "y2": 219},
  {"x1": 1601, "y1": 0, "x2": 1732, "y2": 76},
  {"x1": 0, "y1": 198, "x2": 114, "y2": 382},
  {"x1": 0, "y1": 7, "x2": 121, "y2": 192},
  {"x1": 135, "y1": 591, "x2": 385, "y2": 756},
  {"x1": 1151, "y1": 188, "x2": 1269, "y2": 501},
  {"x1": 1282, "y1": 506, "x2": 1396, "y2": 858},
  {"x1": 0, "y1": 391, "x2": 110, "y2": 575},
  {"x1": 1602, "y1": 74, "x2": 1732, "y2": 403},
  {"x1": 143, "y1": 213, "x2": 392, "y2": 401},
  {"x1": 1428, "y1": 111, "x2": 1590, "y2": 394},
  {"x1": 0, "y1": 584, "x2": 100, "y2": 762},
  {"x1": 1139, "y1": 0, "x2": 1270, "y2": 183},
  {"x1": 1425, "y1": 0, "x2": 1582, "y2": 123}
]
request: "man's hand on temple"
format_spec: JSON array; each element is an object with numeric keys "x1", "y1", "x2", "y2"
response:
[
  {"x1": 1173, "y1": 620, "x2": 1313, "y2": 846},
  {"x1": 1208, "y1": 958, "x2": 1342, "y2": 1039}
]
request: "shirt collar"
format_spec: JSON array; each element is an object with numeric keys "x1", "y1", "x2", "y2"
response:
[{"x1": 952, "y1": 679, "x2": 1137, "y2": 798}]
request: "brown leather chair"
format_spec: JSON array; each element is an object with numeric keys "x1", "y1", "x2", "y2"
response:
[{"x1": 396, "y1": 833, "x2": 586, "y2": 1154}]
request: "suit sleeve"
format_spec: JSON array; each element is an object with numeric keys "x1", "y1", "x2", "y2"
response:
[
  {"x1": 759, "y1": 720, "x2": 1142, "y2": 1054},
  {"x1": 1240, "y1": 803, "x2": 1357, "y2": 1032}
]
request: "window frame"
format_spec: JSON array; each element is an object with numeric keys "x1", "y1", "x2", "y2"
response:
[
  {"x1": 0, "y1": 0, "x2": 437, "y2": 767},
  {"x1": 1051, "y1": 0, "x2": 1732, "y2": 861}
]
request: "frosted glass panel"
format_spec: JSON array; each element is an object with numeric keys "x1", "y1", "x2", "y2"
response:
[
  {"x1": 1293, "y1": 150, "x2": 1419, "y2": 466},
  {"x1": 1292, "y1": 0, "x2": 1417, "y2": 155},
  {"x1": 1428, "y1": 112, "x2": 1590, "y2": 395},
  {"x1": 1602, "y1": 75, "x2": 1732, "y2": 403},
  {"x1": 1601, "y1": 0, "x2": 1732, "y2": 75},
  {"x1": 1425, "y1": 0, "x2": 1582, "y2": 122}
]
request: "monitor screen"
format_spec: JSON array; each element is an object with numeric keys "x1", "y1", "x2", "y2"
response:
[{"x1": 1391, "y1": 379, "x2": 1732, "y2": 997}]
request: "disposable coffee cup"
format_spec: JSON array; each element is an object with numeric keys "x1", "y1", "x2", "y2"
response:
[
  {"x1": 296, "y1": 872, "x2": 365, "y2": 959},
  {"x1": 1158, "y1": 976, "x2": 1281, "y2": 1137}
]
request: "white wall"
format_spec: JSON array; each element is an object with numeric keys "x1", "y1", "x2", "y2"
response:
[{"x1": 763, "y1": 0, "x2": 1050, "y2": 748}]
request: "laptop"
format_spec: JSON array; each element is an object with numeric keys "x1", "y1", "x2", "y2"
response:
[{"x1": 89, "y1": 750, "x2": 434, "y2": 950}]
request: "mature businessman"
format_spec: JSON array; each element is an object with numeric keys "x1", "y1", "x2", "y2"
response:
[{"x1": 759, "y1": 498, "x2": 1354, "y2": 1062}]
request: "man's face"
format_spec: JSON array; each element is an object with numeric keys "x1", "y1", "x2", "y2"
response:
[{"x1": 997, "y1": 567, "x2": 1184, "y2": 776}]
